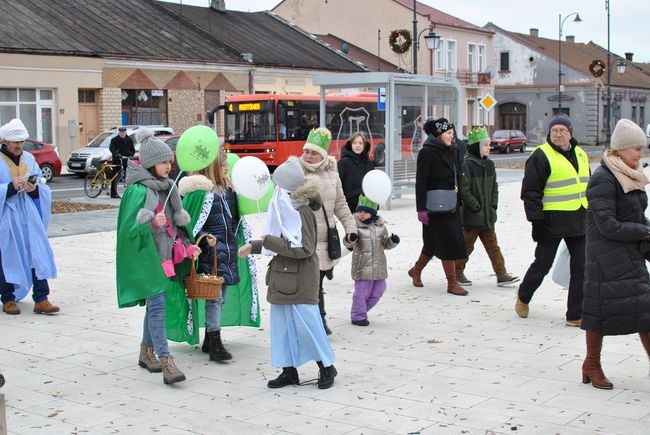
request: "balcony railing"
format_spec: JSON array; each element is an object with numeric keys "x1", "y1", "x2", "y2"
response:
[{"x1": 455, "y1": 70, "x2": 491, "y2": 86}]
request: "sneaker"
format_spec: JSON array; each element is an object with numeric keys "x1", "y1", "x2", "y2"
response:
[
  {"x1": 565, "y1": 319, "x2": 582, "y2": 327},
  {"x1": 497, "y1": 273, "x2": 520, "y2": 287},
  {"x1": 457, "y1": 273, "x2": 472, "y2": 286},
  {"x1": 351, "y1": 319, "x2": 370, "y2": 326}
]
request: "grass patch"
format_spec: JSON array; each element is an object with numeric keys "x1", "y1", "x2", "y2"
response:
[{"x1": 52, "y1": 200, "x2": 117, "y2": 214}]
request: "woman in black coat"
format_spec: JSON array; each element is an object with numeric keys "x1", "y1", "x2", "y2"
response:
[
  {"x1": 407, "y1": 118, "x2": 468, "y2": 296},
  {"x1": 582, "y1": 119, "x2": 650, "y2": 390},
  {"x1": 337, "y1": 131, "x2": 375, "y2": 213}
]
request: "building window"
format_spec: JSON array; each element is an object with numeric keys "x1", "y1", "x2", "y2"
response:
[
  {"x1": 640, "y1": 106, "x2": 645, "y2": 127},
  {"x1": 121, "y1": 89, "x2": 168, "y2": 126},
  {"x1": 632, "y1": 105, "x2": 637, "y2": 123},
  {"x1": 478, "y1": 45, "x2": 486, "y2": 72},
  {"x1": 78, "y1": 90, "x2": 96, "y2": 103},
  {"x1": 446, "y1": 40, "x2": 457, "y2": 72},
  {"x1": 435, "y1": 41, "x2": 445, "y2": 71},
  {"x1": 0, "y1": 87, "x2": 54, "y2": 143},
  {"x1": 499, "y1": 52, "x2": 510, "y2": 72},
  {"x1": 468, "y1": 43, "x2": 476, "y2": 73}
]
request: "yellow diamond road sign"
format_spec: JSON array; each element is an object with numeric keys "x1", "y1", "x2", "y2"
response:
[{"x1": 479, "y1": 93, "x2": 497, "y2": 112}]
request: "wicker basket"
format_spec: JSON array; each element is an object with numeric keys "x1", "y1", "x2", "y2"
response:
[{"x1": 184, "y1": 234, "x2": 225, "y2": 300}]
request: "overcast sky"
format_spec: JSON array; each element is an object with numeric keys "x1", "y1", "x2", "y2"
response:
[{"x1": 161, "y1": 0, "x2": 649, "y2": 63}]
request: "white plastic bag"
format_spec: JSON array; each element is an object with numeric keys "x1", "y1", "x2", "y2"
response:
[{"x1": 551, "y1": 240, "x2": 571, "y2": 288}]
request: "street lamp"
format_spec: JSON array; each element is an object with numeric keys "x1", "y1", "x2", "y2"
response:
[
  {"x1": 558, "y1": 12, "x2": 582, "y2": 110},
  {"x1": 412, "y1": 0, "x2": 441, "y2": 74},
  {"x1": 605, "y1": 0, "x2": 627, "y2": 146}
]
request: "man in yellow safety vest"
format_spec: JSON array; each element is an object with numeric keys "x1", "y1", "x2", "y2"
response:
[{"x1": 515, "y1": 113, "x2": 590, "y2": 327}]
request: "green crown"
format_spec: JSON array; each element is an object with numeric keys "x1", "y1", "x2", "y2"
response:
[
  {"x1": 305, "y1": 127, "x2": 332, "y2": 151},
  {"x1": 357, "y1": 194, "x2": 378, "y2": 210},
  {"x1": 467, "y1": 127, "x2": 490, "y2": 145}
]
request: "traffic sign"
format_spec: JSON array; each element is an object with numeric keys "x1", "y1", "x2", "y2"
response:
[{"x1": 479, "y1": 93, "x2": 497, "y2": 112}]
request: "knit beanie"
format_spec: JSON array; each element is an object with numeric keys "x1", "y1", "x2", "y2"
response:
[
  {"x1": 272, "y1": 157, "x2": 305, "y2": 192},
  {"x1": 548, "y1": 113, "x2": 573, "y2": 133},
  {"x1": 136, "y1": 128, "x2": 173, "y2": 169},
  {"x1": 610, "y1": 119, "x2": 646, "y2": 150},
  {"x1": 303, "y1": 127, "x2": 332, "y2": 159},
  {"x1": 356, "y1": 194, "x2": 378, "y2": 219},
  {"x1": 423, "y1": 118, "x2": 454, "y2": 137}
]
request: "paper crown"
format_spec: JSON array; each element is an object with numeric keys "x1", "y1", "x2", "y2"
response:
[
  {"x1": 356, "y1": 194, "x2": 378, "y2": 212},
  {"x1": 467, "y1": 127, "x2": 490, "y2": 145},
  {"x1": 304, "y1": 127, "x2": 332, "y2": 156}
]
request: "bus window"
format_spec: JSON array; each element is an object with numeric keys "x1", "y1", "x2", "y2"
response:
[{"x1": 225, "y1": 100, "x2": 275, "y2": 143}]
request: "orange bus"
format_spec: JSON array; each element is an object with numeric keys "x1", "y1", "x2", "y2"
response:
[{"x1": 221, "y1": 93, "x2": 423, "y2": 169}]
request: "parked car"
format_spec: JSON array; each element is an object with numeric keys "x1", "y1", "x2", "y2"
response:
[
  {"x1": 24, "y1": 138, "x2": 62, "y2": 182},
  {"x1": 490, "y1": 130, "x2": 528, "y2": 154},
  {"x1": 66, "y1": 125, "x2": 173, "y2": 175}
]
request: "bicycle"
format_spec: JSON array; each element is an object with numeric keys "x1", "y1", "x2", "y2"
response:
[{"x1": 84, "y1": 159, "x2": 127, "y2": 198}]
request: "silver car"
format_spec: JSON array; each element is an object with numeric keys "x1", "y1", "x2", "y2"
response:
[{"x1": 66, "y1": 125, "x2": 173, "y2": 174}]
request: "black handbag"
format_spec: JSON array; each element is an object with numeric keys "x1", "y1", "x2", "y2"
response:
[
  {"x1": 425, "y1": 164, "x2": 458, "y2": 214},
  {"x1": 322, "y1": 207, "x2": 341, "y2": 260}
]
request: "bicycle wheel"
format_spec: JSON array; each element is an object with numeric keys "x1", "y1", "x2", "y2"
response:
[
  {"x1": 116, "y1": 169, "x2": 128, "y2": 197},
  {"x1": 84, "y1": 171, "x2": 105, "y2": 198}
]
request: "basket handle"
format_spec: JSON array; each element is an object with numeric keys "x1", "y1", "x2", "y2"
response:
[{"x1": 193, "y1": 233, "x2": 218, "y2": 276}]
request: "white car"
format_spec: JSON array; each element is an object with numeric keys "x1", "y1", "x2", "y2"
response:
[{"x1": 66, "y1": 125, "x2": 173, "y2": 174}]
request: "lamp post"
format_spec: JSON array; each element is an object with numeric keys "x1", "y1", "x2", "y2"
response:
[
  {"x1": 605, "y1": 0, "x2": 627, "y2": 146},
  {"x1": 558, "y1": 12, "x2": 582, "y2": 110},
  {"x1": 412, "y1": 0, "x2": 441, "y2": 75}
]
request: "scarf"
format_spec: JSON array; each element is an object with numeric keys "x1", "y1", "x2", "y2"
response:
[
  {"x1": 262, "y1": 186, "x2": 302, "y2": 256},
  {"x1": 299, "y1": 157, "x2": 329, "y2": 173},
  {"x1": 602, "y1": 150, "x2": 649, "y2": 193},
  {"x1": 139, "y1": 176, "x2": 186, "y2": 225}
]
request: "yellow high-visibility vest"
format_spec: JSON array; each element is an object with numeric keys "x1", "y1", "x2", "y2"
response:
[{"x1": 536, "y1": 143, "x2": 589, "y2": 211}]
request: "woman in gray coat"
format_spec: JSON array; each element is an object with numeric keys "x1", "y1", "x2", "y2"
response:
[{"x1": 582, "y1": 119, "x2": 650, "y2": 390}]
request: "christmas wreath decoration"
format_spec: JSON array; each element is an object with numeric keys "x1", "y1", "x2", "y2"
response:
[
  {"x1": 389, "y1": 29, "x2": 412, "y2": 54},
  {"x1": 589, "y1": 59, "x2": 606, "y2": 78}
]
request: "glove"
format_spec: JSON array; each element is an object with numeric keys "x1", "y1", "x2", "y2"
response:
[
  {"x1": 417, "y1": 211, "x2": 429, "y2": 225},
  {"x1": 531, "y1": 220, "x2": 547, "y2": 242},
  {"x1": 390, "y1": 234, "x2": 400, "y2": 244},
  {"x1": 347, "y1": 233, "x2": 359, "y2": 243}
]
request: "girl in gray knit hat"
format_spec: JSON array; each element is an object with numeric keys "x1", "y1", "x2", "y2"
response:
[{"x1": 115, "y1": 128, "x2": 200, "y2": 385}]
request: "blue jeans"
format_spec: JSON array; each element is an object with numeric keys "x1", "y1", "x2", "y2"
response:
[
  {"x1": 205, "y1": 287, "x2": 227, "y2": 332},
  {"x1": 0, "y1": 253, "x2": 50, "y2": 303},
  {"x1": 142, "y1": 292, "x2": 169, "y2": 357}
]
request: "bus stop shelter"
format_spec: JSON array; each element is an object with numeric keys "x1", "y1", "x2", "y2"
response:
[{"x1": 313, "y1": 72, "x2": 462, "y2": 209}]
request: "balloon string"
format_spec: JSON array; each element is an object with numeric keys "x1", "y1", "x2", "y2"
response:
[{"x1": 162, "y1": 170, "x2": 184, "y2": 212}]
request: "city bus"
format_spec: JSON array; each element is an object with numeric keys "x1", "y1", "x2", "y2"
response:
[{"x1": 222, "y1": 93, "x2": 423, "y2": 169}]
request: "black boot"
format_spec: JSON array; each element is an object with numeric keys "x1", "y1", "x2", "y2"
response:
[
  {"x1": 201, "y1": 328, "x2": 209, "y2": 353},
  {"x1": 267, "y1": 367, "x2": 299, "y2": 389},
  {"x1": 208, "y1": 330, "x2": 232, "y2": 362},
  {"x1": 316, "y1": 361, "x2": 337, "y2": 389}
]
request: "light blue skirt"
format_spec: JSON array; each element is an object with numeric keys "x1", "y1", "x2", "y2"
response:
[{"x1": 270, "y1": 304, "x2": 335, "y2": 368}]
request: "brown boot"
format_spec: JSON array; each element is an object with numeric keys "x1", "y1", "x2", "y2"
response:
[
  {"x1": 441, "y1": 260, "x2": 468, "y2": 296},
  {"x1": 33, "y1": 300, "x2": 59, "y2": 314},
  {"x1": 408, "y1": 252, "x2": 432, "y2": 287},
  {"x1": 138, "y1": 343, "x2": 162, "y2": 373},
  {"x1": 582, "y1": 330, "x2": 613, "y2": 389},
  {"x1": 2, "y1": 301, "x2": 20, "y2": 315},
  {"x1": 160, "y1": 355, "x2": 186, "y2": 385}
]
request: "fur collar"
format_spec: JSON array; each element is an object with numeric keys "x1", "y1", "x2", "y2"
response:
[
  {"x1": 178, "y1": 174, "x2": 213, "y2": 197},
  {"x1": 291, "y1": 176, "x2": 322, "y2": 210}
]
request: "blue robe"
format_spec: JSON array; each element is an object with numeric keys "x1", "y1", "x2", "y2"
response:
[{"x1": 0, "y1": 150, "x2": 57, "y2": 301}]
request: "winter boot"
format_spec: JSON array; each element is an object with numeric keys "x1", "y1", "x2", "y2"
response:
[
  {"x1": 2, "y1": 301, "x2": 20, "y2": 315},
  {"x1": 582, "y1": 330, "x2": 613, "y2": 389},
  {"x1": 33, "y1": 299, "x2": 59, "y2": 314},
  {"x1": 316, "y1": 361, "x2": 337, "y2": 389},
  {"x1": 639, "y1": 331, "x2": 650, "y2": 376},
  {"x1": 441, "y1": 260, "x2": 468, "y2": 296},
  {"x1": 208, "y1": 330, "x2": 232, "y2": 361},
  {"x1": 408, "y1": 252, "x2": 432, "y2": 287},
  {"x1": 267, "y1": 367, "x2": 300, "y2": 389},
  {"x1": 138, "y1": 343, "x2": 162, "y2": 373},
  {"x1": 160, "y1": 355, "x2": 186, "y2": 385},
  {"x1": 201, "y1": 329, "x2": 209, "y2": 353}
]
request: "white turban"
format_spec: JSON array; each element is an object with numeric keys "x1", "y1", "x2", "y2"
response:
[{"x1": 0, "y1": 118, "x2": 29, "y2": 142}]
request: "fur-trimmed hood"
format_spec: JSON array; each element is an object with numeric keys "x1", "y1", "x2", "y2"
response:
[
  {"x1": 291, "y1": 175, "x2": 322, "y2": 211},
  {"x1": 178, "y1": 174, "x2": 213, "y2": 197}
]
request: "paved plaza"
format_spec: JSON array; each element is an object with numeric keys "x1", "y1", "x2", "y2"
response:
[{"x1": 2, "y1": 173, "x2": 650, "y2": 434}]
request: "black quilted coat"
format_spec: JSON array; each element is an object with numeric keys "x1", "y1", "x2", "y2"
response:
[{"x1": 582, "y1": 162, "x2": 650, "y2": 336}]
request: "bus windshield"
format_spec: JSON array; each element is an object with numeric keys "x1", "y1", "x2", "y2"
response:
[{"x1": 225, "y1": 100, "x2": 275, "y2": 143}]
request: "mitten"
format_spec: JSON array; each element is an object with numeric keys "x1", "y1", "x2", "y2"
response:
[
  {"x1": 390, "y1": 233, "x2": 400, "y2": 244},
  {"x1": 417, "y1": 210, "x2": 429, "y2": 225},
  {"x1": 185, "y1": 244, "x2": 199, "y2": 258},
  {"x1": 531, "y1": 220, "x2": 547, "y2": 242}
]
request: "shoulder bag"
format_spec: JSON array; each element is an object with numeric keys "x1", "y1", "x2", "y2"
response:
[
  {"x1": 425, "y1": 164, "x2": 458, "y2": 214},
  {"x1": 322, "y1": 207, "x2": 341, "y2": 260}
]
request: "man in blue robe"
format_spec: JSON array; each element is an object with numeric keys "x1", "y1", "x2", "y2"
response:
[{"x1": 0, "y1": 118, "x2": 58, "y2": 315}]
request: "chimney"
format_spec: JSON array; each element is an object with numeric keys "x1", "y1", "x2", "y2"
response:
[
  {"x1": 529, "y1": 28, "x2": 539, "y2": 37},
  {"x1": 625, "y1": 52, "x2": 634, "y2": 61},
  {"x1": 565, "y1": 35, "x2": 575, "y2": 43},
  {"x1": 211, "y1": 0, "x2": 225, "y2": 12}
]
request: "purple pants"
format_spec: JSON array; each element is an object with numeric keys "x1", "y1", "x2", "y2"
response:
[{"x1": 351, "y1": 279, "x2": 387, "y2": 321}]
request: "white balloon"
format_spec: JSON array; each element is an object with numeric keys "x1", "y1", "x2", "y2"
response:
[
  {"x1": 231, "y1": 156, "x2": 271, "y2": 200},
  {"x1": 362, "y1": 169, "x2": 392, "y2": 205}
]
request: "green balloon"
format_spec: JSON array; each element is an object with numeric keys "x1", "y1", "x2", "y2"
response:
[
  {"x1": 176, "y1": 125, "x2": 219, "y2": 172},
  {"x1": 226, "y1": 152, "x2": 240, "y2": 178},
  {"x1": 238, "y1": 181, "x2": 275, "y2": 215}
]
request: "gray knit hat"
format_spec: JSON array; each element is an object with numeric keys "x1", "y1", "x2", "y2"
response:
[
  {"x1": 136, "y1": 128, "x2": 173, "y2": 169},
  {"x1": 611, "y1": 119, "x2": 646, "y2": 151},
  {"x1": 272, "y1": 158, "x2": 305, "y2": 192}
]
